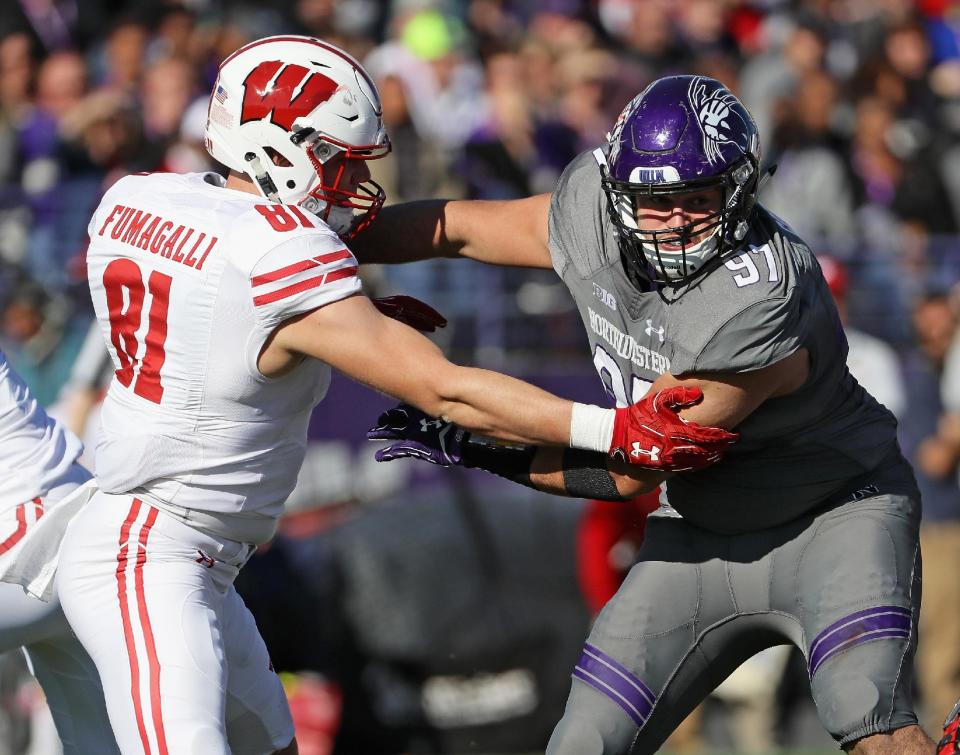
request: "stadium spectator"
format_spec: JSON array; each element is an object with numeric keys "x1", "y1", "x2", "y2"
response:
[
  {"x1": 740, "y1": 14, "x2": 828, "y2": 154},
  {"x1": 0, "y1": 279, "x2": 87, "y2": 408},
  {"x1": 819, "y1": 255, "x2": 906, "y2": 418},
  {"x1": 93, "y1": 16, "x2": 148, "y2": 91},
  {"x1": 139, "y1": 55, "x2": 198, "y2": 171},
  {"x1": 882, "y1": 17, "x2": 942, "y2": 125},
  {"x1": 848, "y1": 94, "x2": 956, "y2": 237},
  {"x1": 898, "y1": 284, "x2": 960, "y2": 736},
  {"x1": 762, "y1": 70, "x2": 857, "y2": 251},
  {"x1": 19, "y1": 50, "x2": 91, "y2": 292}
]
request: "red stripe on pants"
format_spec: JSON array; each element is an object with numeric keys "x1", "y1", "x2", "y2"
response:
[
  {"x1": 0, "y1": 504, "x2": 27, "y2": 555},
  {"x1": 116, "y1": 498, "x2": 152, "y2": 754},
  {"x1": 134, "y1": 506, "x2": 168, "y2": 755}
]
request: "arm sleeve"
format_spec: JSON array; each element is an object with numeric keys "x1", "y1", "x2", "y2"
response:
[
  {"x1": 548, "y1": 150, "x2": 610, "y2": 279},
  {"x1": 249, "y1": 233, "x2": 362, "y2": 331},
  {"x1": 690, "y1": 294, "x2": 805, "y2": 374}
]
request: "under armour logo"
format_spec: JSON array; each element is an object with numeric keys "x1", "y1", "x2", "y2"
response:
[
  {"x1": 631, "y1": 442, "x2": 660, "y2": 462},
  {"x1": 419, "y1": 418, "x2": 444, "y2": 432},
  {"x1": 645, "y1": 319, "x2": 665, "y2": 343},
  {"x1": 195, "y1": 550, "x2": 215, "y2": 568}
]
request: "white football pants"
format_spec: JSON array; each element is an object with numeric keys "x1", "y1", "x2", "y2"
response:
[
  {"x1": 57, "y1": 492, "x2": 295, "y2": 755},
  {"x1": 0, "y1": 464, "x2": 119, "y2": 754}
]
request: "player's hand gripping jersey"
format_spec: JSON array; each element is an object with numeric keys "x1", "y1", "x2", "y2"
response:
[
  {"x1": 549, "y1": 148, "x2": 900, "y2": 533},
  {"x1": 86, "y1": 171, "x2": 360, "y2": 542}
]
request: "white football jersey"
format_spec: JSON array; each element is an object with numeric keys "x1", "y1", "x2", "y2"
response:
[
  {"x1": 0, "y1": 350, "x2": 83, "y2": 507},
  {"x1": 86, "y1": 172, "x2": 361, "y2": 537}
]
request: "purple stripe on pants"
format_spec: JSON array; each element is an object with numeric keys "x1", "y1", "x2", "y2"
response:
[
  {"x1": 809, "y1": 605, "x2": 911, "y2": 677},
  {"x1": 571, "y1": 643, "x2": 655, "y2": 727}
]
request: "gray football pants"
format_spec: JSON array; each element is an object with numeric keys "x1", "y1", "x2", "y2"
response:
[{"x1": 548, "y1": 460, "x2": 922, "y2": 754}]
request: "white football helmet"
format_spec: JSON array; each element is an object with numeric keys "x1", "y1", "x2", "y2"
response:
[{"x1": 205, "y1": 35, "x2": 391, "y2": 238}]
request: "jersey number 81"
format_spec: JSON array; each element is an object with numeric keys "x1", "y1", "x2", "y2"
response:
[{"x1": 102, "y1": 259, "x2": 172, "y2": 404}]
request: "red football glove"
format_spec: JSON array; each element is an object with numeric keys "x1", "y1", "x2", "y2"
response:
[
  {"x1": 938, "y1": 698, "x2": 960, "y2": 755},
  {"x1": 372, "y1": 295, "x2": 447, "y2": 333},
  {"x1": 610, "y1": 386, "x2": 739, "y2": 471}
]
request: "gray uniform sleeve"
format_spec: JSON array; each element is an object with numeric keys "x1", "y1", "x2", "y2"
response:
[
  {"x1": 690, "y1": 293, "x2": 804, "y2": 373},
  {"x1": 548, "y1": 150, "x2": 615, "y2": 279}
]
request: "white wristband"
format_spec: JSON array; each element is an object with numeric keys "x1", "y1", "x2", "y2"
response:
[{"x1": 570, "y1": 403, "x2": 616, "y2": 454}]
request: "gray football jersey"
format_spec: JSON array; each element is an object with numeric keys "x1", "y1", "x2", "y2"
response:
[{"x1": 549, "y1": 149, "x2": 899, "y2": 533}]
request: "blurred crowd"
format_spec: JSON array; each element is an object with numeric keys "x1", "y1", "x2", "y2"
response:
[
  {"x1": 4, "y1": 0, "x2": 960, "y2": 752},
  {"x1": 5, "y1": 0, "x2": 960, "y2": 372}
]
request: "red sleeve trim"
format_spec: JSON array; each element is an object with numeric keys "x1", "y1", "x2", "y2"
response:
[
  {"x1": 315, "y1": 249, "x2": 353, "y2": 265},
  {"x1": 251, "y1": 259, "x2": 318, "y2": 287},
  {"x1": 251, "y1": 249, "x2": 352, "y2": 287},
  {"x1": 253, "y1": 266, "x2": 358, "y2": 307}
]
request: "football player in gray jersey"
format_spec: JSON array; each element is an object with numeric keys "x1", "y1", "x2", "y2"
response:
[{"x1": 354, "y1": 75, "x2": 931, "y2": 754}]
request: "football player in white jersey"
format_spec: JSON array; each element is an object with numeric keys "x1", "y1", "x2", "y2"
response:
[
  {"x1": 58, "y1": 36, "x2": 737, "y2": 755},
  {"x1": 0, "y1": 349, "x2": 119, "y2": 753}
]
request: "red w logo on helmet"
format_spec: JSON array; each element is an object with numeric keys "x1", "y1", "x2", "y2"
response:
[{"x1": 240, "y1": 60, "x2": 338, "y2": 131}]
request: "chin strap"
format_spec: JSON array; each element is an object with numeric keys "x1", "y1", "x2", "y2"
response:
[{"x1": 244, "y1": 152, "x2": 280, "y2": 203}]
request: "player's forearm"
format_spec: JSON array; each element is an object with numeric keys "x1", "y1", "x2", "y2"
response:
[
  {"x1": 350, "y1": 200, "x2": 463, "y2": 264},
  {"x1": 352, "y1": 196, "x2": 553, "y2": 268},
  {"x1": 529, "y1": 447, "x2": 664, "y2": 498},
  {"x1": 429, "y1": 365, "x2": 575, "y2": 446},
  {"x1": 463, "y1": 444, "x2": 661, "y2": 500}
]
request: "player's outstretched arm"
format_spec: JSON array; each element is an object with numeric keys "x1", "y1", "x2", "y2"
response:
[
  {"x1": 366, "y1": 387, "x2": 743, "y2": 495},
  {"x1": 272, "y1": 292, "x2": 576, "y2": 446},
  {"x1": 366, "y1": 403, "x2": 669, "y2": 499},
  {"x1": 349, "y1": 194, "x2": 554, "y2": 269},
  {"x1": 267, "y1": 294, "x2": 737, "y2": 463}
]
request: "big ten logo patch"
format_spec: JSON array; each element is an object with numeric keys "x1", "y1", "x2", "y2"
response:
[{"x1": 592, "y1": 283, "x2": 617, "y2": 311}]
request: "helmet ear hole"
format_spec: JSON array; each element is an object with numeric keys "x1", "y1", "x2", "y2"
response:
[
  {"x1": 286, "y1": 180, "x2": 296, "y2": 189},
  {"x1": 264, "y1": 146, "x2": 293, "y2": 168}
]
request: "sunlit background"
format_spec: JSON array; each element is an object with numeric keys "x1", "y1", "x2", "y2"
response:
[{"x1": 3, "y1": 1, "x2": 960, "y2": 753}]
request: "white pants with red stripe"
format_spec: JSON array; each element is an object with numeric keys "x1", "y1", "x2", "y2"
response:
[
  {"x1": 0, "y1": 464, "x2": 119, "y2": 754},
  {"x1": 56, "y1": 491, "x2": 295, "y2": 755}
]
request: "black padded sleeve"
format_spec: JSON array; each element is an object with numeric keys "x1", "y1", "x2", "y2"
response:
[
  {"x1": 461, "y1": 439, "x2": 536, "y2": 488},
  {"x1": 561, "y1": 448, "x2": 626, "y2": 501},
  {"x1": 461, "y1": 440, "x2": 627, "y2": 501}
]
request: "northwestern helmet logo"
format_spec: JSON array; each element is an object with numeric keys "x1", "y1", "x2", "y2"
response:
[{"x1": 688, "y1": 77, "x2": 744, "y2": 165}]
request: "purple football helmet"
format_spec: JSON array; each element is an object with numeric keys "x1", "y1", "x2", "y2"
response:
[{"x1": 601, "y1": 76, "x2": 762, "y2": 284}]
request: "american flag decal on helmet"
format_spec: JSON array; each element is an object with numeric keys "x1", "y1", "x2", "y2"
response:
[{"x1": 215, "y1": 85, "x2": 229, "y2": 104}]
